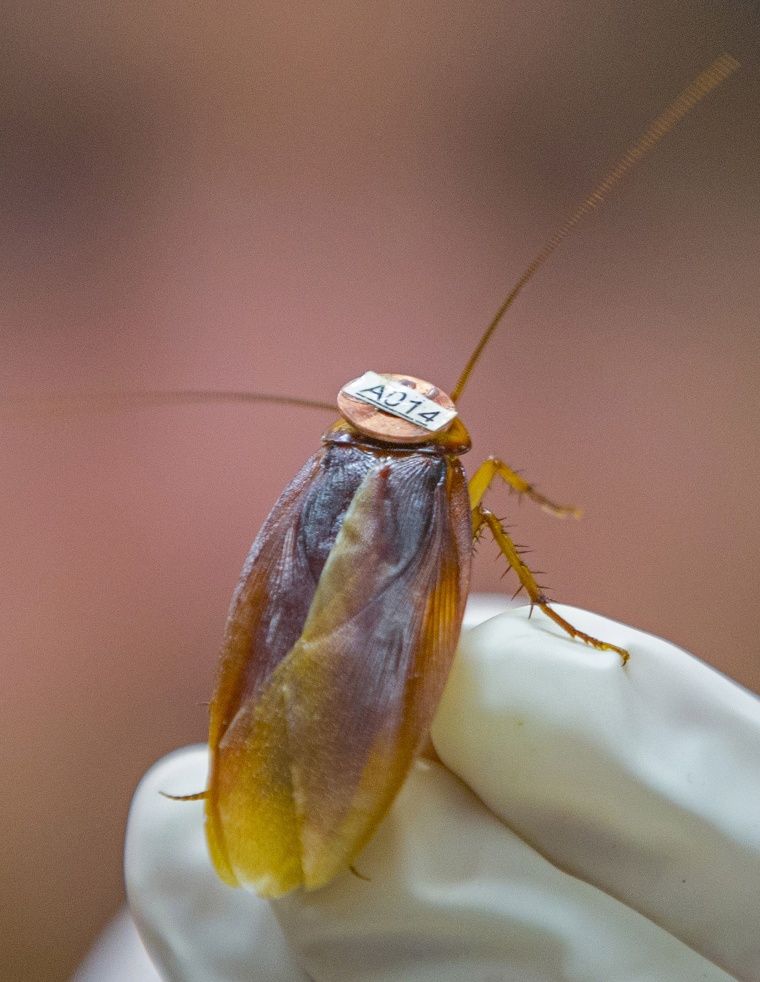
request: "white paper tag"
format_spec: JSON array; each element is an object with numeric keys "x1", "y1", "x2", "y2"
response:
[{"x1": 342, "y1": 372, "x2": 457, "y2": 432}]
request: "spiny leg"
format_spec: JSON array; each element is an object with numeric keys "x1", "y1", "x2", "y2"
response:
[
  {"x1": 159, "y1": 790, "x2": 207, "y2": 801},
  {"x1": 472, "y1": 505, "x2": 629, "y2": 664},
  {"x1": 469, "y1": 457, "x2": 582, "y2": 519}
]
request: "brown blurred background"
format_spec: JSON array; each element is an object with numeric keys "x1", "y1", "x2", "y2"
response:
[{"x1": 0, "y1": 1, "x2": 757, "y2": 979}]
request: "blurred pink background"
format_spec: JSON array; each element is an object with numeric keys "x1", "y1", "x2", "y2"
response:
[{"x1": 0, "y1": 1, "x2": 757, "y2": 979}]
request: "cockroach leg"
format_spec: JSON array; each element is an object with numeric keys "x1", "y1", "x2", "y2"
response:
[
  {"x1": 472, "y1": 504, "x2": 629, "y2": 664},
  {"x1": 159, "y1": 790, "x2": 207, "y2": 801},
  {"x1": 349, "y1": 864, "x2": 372, "y2": 883},
  {"x1": 468, "y1": 457, "x2": 582, "y2": 519}
]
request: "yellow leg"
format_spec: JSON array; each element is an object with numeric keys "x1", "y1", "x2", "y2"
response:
[
  {"x1": 468, "y1": 457, "x2": 582, "y2": 519},
  {"x1": 473, "y1": 505, "x2": 629, "y2": 664}
]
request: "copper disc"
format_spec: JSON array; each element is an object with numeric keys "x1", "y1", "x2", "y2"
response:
[{"x1": 337, "y1": 373, "x2": 456, "y2": 444}]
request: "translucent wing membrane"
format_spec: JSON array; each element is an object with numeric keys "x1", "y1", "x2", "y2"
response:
[
  {"x1": 205, "y1": 442, "x2": 377, "y2": 882},
  {"x1": 206, "y1": 444, "x2": 472, "y2": 895}
]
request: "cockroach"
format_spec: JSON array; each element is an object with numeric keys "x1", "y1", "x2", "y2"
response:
[
  {"x1": 7, "y1": 55, "x2": 739, "y2": 898},
  {"x1": 189, "y1": 54, "x2": 738, "y2": 898}
]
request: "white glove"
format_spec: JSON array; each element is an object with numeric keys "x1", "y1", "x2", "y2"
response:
[{"x1": 125, "y1": 603, "x2": 760, "y2": 982}]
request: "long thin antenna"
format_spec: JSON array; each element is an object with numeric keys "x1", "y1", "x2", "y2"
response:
[
  {"x1": 1, "y1": 390, "x2": 337, "y2": 417},
  {"x1": 451, "y1": 53, "x2": 740, "y2": 403}
]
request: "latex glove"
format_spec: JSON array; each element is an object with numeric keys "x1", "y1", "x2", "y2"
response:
[{"x1": 125, "y1": 604, "x2": 760, "y2": 982}]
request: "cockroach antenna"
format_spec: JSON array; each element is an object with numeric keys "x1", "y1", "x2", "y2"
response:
[
  {"x1": 450, "y1": 53, "x2": 740, "y2": 403},
  {"x1": 0, "y1": 388, "x2": 337, "y2": 418}
]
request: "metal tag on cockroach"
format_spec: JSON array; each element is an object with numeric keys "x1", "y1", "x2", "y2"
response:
[{"x1": 341, "y1": 371, "x2": 458, "y2": 432}]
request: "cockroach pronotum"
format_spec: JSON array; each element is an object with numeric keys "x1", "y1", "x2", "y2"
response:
[{"x1": 8, "y1": 55, "x2": 740, "y2": 899}]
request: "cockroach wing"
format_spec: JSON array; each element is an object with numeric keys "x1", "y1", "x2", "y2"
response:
[
  {"x1": 207, "y1": 452, "x2": 472, "y2": 897},
  {"x1": 205, "y1": 442, "x2": 379, "y2": 885},
  {"x1": 206, "y1": 448, "x2": 326, "y2": 758}
]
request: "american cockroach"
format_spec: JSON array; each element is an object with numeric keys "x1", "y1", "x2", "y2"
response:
[
  {"x1": 188, "y1": 54, "x2": 739, "y2": 897},
  {"x1": 5, "y1": 55, "x2": 739, "y2": 900}
]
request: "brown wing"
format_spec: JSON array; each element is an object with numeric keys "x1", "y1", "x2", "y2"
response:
[
  {"x1": 207, "y1": 451, "x2": 472, "y2": 896},
  {"x1": 205, "y1": 441, "x2": 379, "y2": 883}
]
